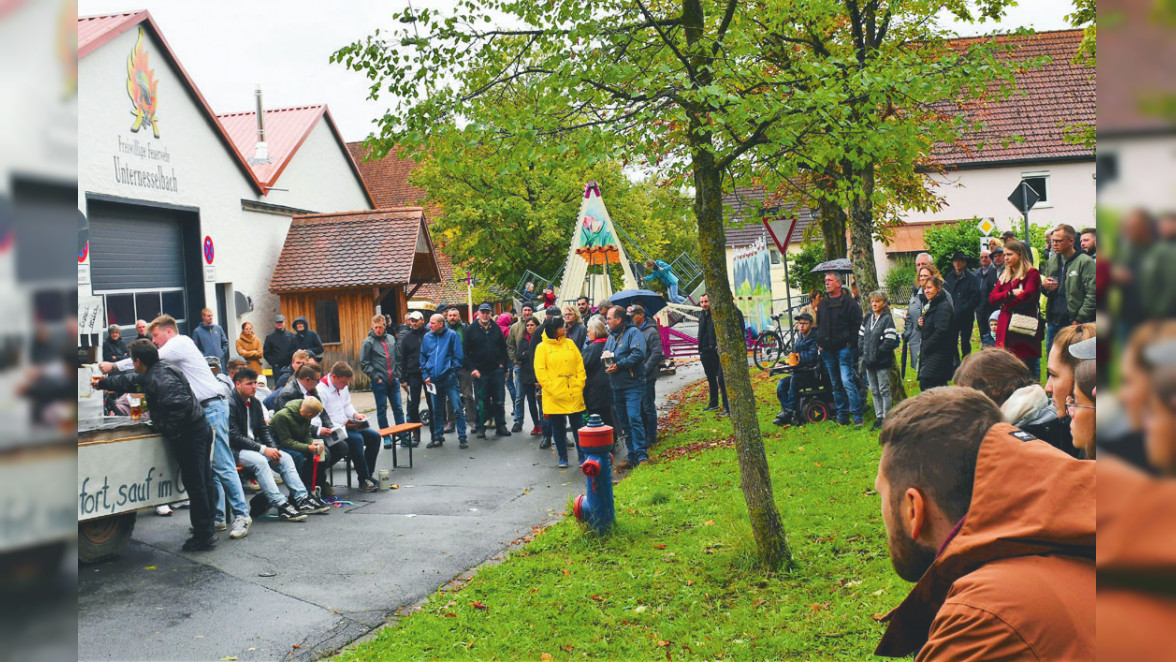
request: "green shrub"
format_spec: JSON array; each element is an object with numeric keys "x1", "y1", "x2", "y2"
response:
[
  {"x1": 786, "y1": 242, "x2": 826, "y2": 297},
  {"x1": 885, "y1": 259, "x2": 916, "y2": 303}
]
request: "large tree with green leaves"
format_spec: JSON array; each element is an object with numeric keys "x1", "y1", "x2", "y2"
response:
[
  {"x1": 408, "y1": 137, "x2": 697, "y2": 292},
  {"x1": 336, "y1": 0, "x2": 1024, "y2": 570}
]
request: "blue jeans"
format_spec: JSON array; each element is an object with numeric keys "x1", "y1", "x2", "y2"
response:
[
  {"x1": 612, "y1": 386, "x2": 648, "y2": 463},
  {"x1": 204, "y1": 399, "x2": 248, "y2": 521},
  {"x1": 371, "y1": 379, "x2": 405, "y2": 431},
  {"x1": 504, "y1": 365, "x2": 518, "y2": 406},
  {"x1": 666, "y1": 281, "x2": 686, "y2": 304},
  {"x1": 776, "y1": 376, "x2": 798, "y2": 413},
  {"x1": 548, "y1": 411, "x2": 584, "y2": 464},
  {"x1": 429, "y1": 373, "x2": 467, "y2": 440},
  {"x1": 473, "y1": 367, "x2": 507, "y2": 430},
  {"x1": 822, "y1": 347, "x2": 863, "y2": 422},
  {"x1": 642, "y1": 381, "x2": 658, "y2": 447},
  {"x1": 238, "y1": 449, "x2": 307, "y2": 507},
  {"x1": 512, "y1": 368, "x2": 525, "y2": 423}
]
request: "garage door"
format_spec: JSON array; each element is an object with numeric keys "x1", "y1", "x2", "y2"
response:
[{"x1": 87, "y1": 202, "x2": 191, "y2": 331}]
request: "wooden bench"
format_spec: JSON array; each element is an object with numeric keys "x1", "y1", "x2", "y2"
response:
[{"x1": 378, "y1": 422, "x2": 424, "y2": 469}]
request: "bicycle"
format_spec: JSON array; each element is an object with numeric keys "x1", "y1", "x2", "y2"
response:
[{"x1": 753, "y1": 312, "x2": 797, "y2": 371}]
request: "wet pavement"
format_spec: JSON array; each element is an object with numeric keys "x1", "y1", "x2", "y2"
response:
[{"x1": 78, "y1": 360, "x2": 706, "y2": 661}]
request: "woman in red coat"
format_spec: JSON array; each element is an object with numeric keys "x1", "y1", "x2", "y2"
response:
[{"x1": 989, "y1": 239, "x2": 1044, "y2": 378}]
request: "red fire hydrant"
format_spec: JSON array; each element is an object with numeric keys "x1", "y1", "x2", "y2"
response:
[{"x1": 573, "y1": 414, "x2": 615, "y2": 535}]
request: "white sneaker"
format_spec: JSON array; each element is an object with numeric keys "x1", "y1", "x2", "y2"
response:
[
  {"x1": 173, "y1": 500, "x2": 191, "y2": 509},
  {"x1": 155, "y1": 504, "x2": 173, "y2": 516},
  {"x1": 228, "y1": 515, "x2": 251, "y2": 539}
]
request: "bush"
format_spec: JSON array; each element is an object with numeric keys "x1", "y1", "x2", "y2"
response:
[
  {"x1": 923, "y1": 219, "x2": 985, "y2": 273},
  {"x1": 786, "y1": 242, "x2": 826, "y2": 297},
  {"x1": 885, "y1": 259, "x2": 916, "y2": 304}
]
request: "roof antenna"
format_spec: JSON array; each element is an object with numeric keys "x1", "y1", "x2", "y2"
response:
[{"x1": 249, "y1": 85, "x2": 272, "y2": 164}]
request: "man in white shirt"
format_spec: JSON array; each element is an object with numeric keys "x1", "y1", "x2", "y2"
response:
[
  {"x1": 318, "y1": 362, "x2": 380, "y2": 492},
  {"x1": 101, "y1": 314, "x2": 251, "y2": 539}
]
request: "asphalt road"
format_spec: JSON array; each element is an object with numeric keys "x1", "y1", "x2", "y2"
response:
[{"x1": 78, "y1": 360, "x2": 707, "y2": 661}]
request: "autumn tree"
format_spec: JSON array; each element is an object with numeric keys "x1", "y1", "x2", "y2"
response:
[{"x1": 336, "y1": 0, "x2": 1025, "y2": 570}]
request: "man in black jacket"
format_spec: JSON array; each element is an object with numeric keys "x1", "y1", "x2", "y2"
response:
[
  {"x1": 398, "y1": 311, "x2": 430, "y2": 445},
  {"x1": 815, "y1": 273, "x2": 864, "y2": 426},
  {"x1": 290, "y1": 316, "x2": 324, "y2": 362},
  {"x1": 228, "y1": 367, "x2": 329, "y2": 521},
  {"x1": 464, "y1": 303, "x2": 512, "y2": 438},
  {"x1": 93, "y1": 339, "x2": 219, "y2": 551},
  {"x1": 944, "y1": 250, "x2": 981, "y2": 358},
  {"x1": 696, "y1": 293, "x2": 744, "y2": 414},
  {"x1": 630, "y1": 305, "x2": 665, "y2": 445},
  {"x1": 974, "y1": 249, "x2": 999, "y2": 347},
  {"x1": 263, "y1": 314, "x2": 295, "y2": 375}
]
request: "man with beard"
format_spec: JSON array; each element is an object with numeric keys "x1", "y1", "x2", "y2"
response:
[{"x1": 873, "y1": 387, "x2": 1094, "y2": 661}]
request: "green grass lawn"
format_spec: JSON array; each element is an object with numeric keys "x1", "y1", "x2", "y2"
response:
[{"x1": 339, "y1": 369, "x2": 906, "y2": 661}]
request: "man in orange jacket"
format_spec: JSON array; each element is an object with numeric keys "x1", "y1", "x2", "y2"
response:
[{"x1": 873, "y1": 386, "x2": 1094, "y2": 661}]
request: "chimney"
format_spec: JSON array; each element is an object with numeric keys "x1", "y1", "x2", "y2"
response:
[{"x1": 250, "y1": 85, "x2": 270, "y2": 163}]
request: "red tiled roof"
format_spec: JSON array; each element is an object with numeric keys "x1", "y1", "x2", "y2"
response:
[
  {"x1": 932, "y1": 30, "x2": 1095, "y2": 167},
  {"x1": 722, "y1": 189, "x2": 817, "y2": 248},
  {"x1": 1098, "y1": 0, "x2": 1176, "y2": 135},
  {"x1": 414, "y1": 250, "x2": 467, "y2": 305},
  {"x1": 78, "y1": 11, "x2": 266, "y2": 194},
  {"x1": 270, "y1": 208, "x2": 441, "y2": 293},
  {"x1": 218, "y1": 107, "x2": 375, "y2": 206},
  {"x1": 346, "y1": 142, "x2": 427, "y2": 208}
]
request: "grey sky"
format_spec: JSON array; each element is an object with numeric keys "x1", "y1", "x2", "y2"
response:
[{"x1": 80, "y1": 0, "x2": 1079, "y2": 143}]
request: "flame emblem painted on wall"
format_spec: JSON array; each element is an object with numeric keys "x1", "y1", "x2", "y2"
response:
[{"x1": 126, "y1": 28, "x2": 160, "y2": 138}]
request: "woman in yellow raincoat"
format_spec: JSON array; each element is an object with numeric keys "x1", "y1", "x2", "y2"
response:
[{"x1": 534, "y1": 315, "x2": 587, "y2": 468}]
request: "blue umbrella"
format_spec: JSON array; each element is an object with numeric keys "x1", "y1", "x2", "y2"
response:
[{"x1": 608, "y1": 289, "x2": 666, "y2": 316}]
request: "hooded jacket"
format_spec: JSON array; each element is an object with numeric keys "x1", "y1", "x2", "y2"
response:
[
  {"x1": 236, "y1": 331, "x2": 264, "y2": 373},
  {"x1": 290, "y1": 316, "x2": 324, "y2": 360},
  {"x1": 496, "y1": 313, "x2": 513, "y2": 338},
  {"x1": 603, "y1": 321, "x2": 646, "y2": 390},
  {"x1": 263, "y1": 325, "x2": 295, "y2": 370},
  {"x1": 1095, "y1": 457, "x2": 1176, "y2": 660},
  {"x1": 1000, "y1": 384, "x2": 1078, "y2": 458},
  {"x1": 637, "y1": 317, "x2": 663, "y2": 383},
  {"x1": 464, "y1": 318, "x2": 509, "y2": 373},
  {"x1": 875, "y1": 423, "x2": 1094, "y2": 661},
  {"x1": 917, "y1": 292, "x2": 957, "y2": 383},
  {"x1": 360, "y1": 329, "x2": 401, "y2": 384},
  {"x1": 420, "y1": 326, "x2": 464, "y2": 382},
  {"x1": 269, "y1": 399, "x2": 316, "y2": 455},
  {"x1": 534, "y1": 334, "x2": 587, "y2": 415}
]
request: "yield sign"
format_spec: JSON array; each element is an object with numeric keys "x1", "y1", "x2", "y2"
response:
[{"x1": 1008, "y1": 181, "x2": 1040, "y2": 214}]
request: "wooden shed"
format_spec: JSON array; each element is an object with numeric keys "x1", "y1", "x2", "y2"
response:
[{"x1": 269, "y1": 208, "x2": 441, "y2": 385}]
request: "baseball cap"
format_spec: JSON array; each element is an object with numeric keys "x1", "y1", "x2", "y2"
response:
[
  {"x1": 478, "y1": 303, "x2": 493, "y2": 312},
  {"x1": 1069, "y1": 336, "x2": 1097, "y2": 361},
  {"x1": 795, "y1": 312, "x2": 813, "y2": 323},
  {"x1": 274, "y1": 314, "x2": 286, "y2": 322},
  {"x1": 408, "y1": 311, "x2": 424, "y2": 321}
]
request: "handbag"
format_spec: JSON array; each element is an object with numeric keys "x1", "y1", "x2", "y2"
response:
[{"x1": 1008, "y1": 313, "x2": 1040, "y2": 337}]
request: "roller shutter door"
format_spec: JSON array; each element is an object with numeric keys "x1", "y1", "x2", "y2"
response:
[{"x1": 89, "y1": 205, "x2": 185, "y2": 291}]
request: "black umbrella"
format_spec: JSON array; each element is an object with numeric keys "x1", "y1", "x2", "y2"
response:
[
  {"x1": 809, "y1": 258, "x2": 853, "y2": 274},
  {"x1": 608, "y1": 289, "x2": 666, "y2": 316}
]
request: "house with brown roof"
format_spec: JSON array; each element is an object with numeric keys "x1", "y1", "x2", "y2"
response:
[
  {"x1": 1096, "y1": 0, "x2": 1176, "y2": 211},
  {"x1": 873, "y1": 29, "x2": 1096, "y2": 276},
  {"x1": 78, "y1": 10, "x2": 372, "y2": 360},
  {"x1": 270, "y1": 208, "x2": 442, "y2": 375}
]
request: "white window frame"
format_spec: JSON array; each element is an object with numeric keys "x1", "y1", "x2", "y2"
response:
[{"x1": 1020, "y1": 170, "x2": 1052, "y2": 209}]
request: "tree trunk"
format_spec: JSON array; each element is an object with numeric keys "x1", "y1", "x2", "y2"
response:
[
  {"x1": 889, "y1": 361, "x2": 907, "y2": 404},
  {"x1": 817, "y1": 196, "x2": 848, "y2": 261},
  {"x1": 848, "y1": 163, "x2": 880, "y2": 296},
  {"x1": 691, "y1": 131, "x2": 792, "y2": 571}
]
